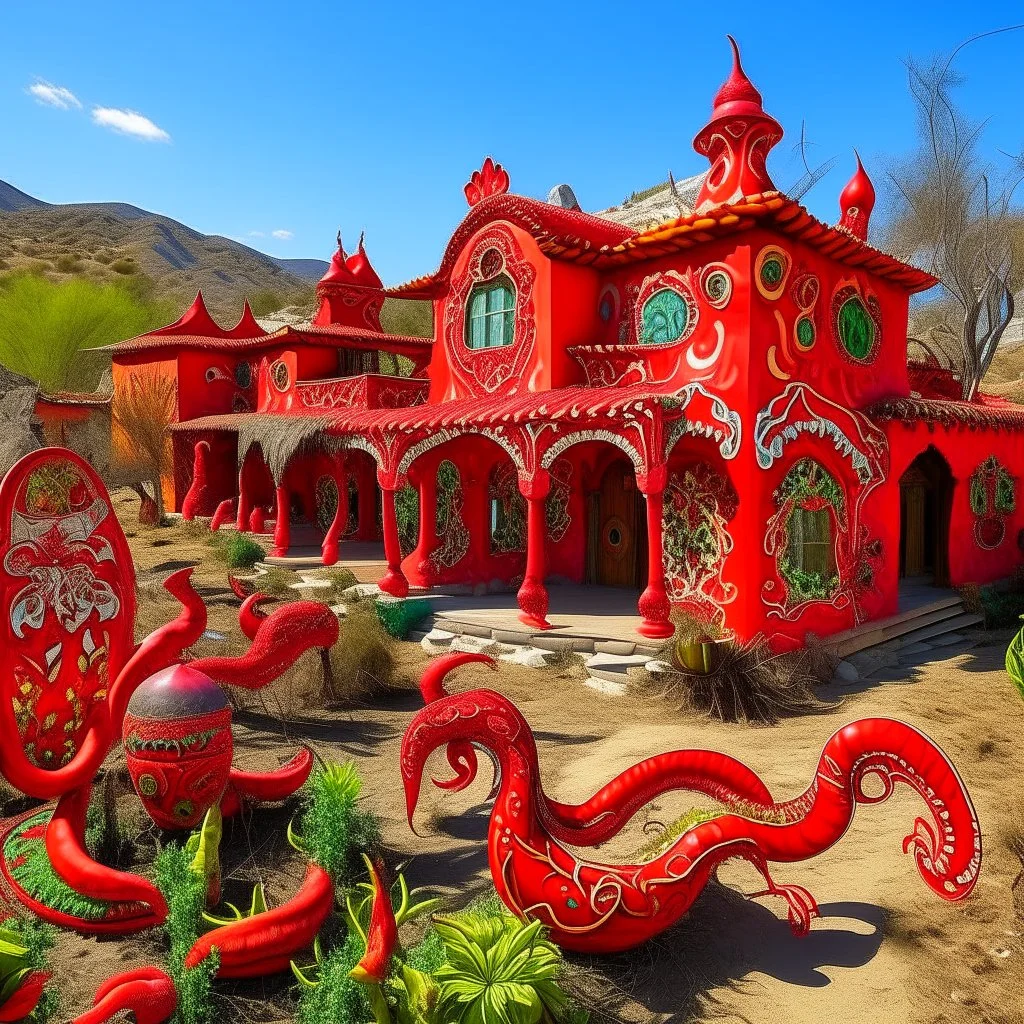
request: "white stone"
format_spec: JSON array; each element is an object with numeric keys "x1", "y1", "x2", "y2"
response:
[
  {"x1": 451, "y1": 635, "x2": 500, "y2": 655},
  {"x1": 498, "y1": 646, "x2": 552, "y2": 669},
  {"x1": 584, "y1": 675, "x2": 627, "y2": 696},
  {"x1": 834, "y1": 660, "x2": 859, "y2": 683},
  {"x1": 644, "y1": 659, "x2": 675, "y2": 677},
  {"x1": 289, "y1": 578, "x2": 333, "y2": 590},
  {"x1": 423, "y1": 628, "x2": 456, "y2": 643},
  {"x1": 342, "y1": 583, "x2": 382, "y2": 599},
  {"x1": 329, "y1": 603, "x2": 346, "y2": 617}
]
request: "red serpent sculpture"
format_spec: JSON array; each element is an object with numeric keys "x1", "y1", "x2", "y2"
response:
[{"x1": 404, "y1": 654, "x2": 982, "y2": 953}]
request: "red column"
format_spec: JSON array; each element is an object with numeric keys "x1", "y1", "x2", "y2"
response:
[
  {"x1": 379, "y1": 485, "x2": 410, "y2": 597},
  {"x1": 414, "y1": 468, "x2": 438, "y2": 586},
  {"x1": 321, "y1": 462, "x2": 347, "y2": 566},
  {"x1": 235, "y1": 458, "x2": 252, "y2": 532},
  {"x1": 271, "y1": 485, "x2": 290, "y2": 557},
  {"x1": 517, "y1": 470, "x2": 551, "y2": 630},
  {"x1": 637, "y1": 465, "x2": 673, "y2": 639}
]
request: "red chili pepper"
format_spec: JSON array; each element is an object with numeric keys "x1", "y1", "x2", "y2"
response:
[
  {"x1": 184, "y1": 862, "x2": 334, "y2": 978},
  {"x1": 350, "y1": 856, "x2": 397, "y2": 984},
  {"x1": 0, "y1": 970, "x2": 50, "y2": 1023},
  {"x1": 70, "y1": 966, "x2": 176, "y2": 1024},
  {"x1": 45, "y1": 785, "x2": 168, "y2": 924}
]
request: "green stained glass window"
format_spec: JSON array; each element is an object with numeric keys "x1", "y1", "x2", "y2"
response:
[
  {"x1": 465, "y1": 275, "x2": 515, "y2": 350},
  {"x1": 838, "y1": 297, "x2": 876, "y2": 360},
  {"x1": 640, "y1": 288, "x2": 690, "y2": 345}
]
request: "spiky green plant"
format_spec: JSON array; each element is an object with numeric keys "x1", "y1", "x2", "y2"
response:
[
  {"x1": 291, "y1": 761, "x2": 381, "y2": 882},
  {"x1": 1006, "y1": 615, "x2": 1024, "y2": 700}
]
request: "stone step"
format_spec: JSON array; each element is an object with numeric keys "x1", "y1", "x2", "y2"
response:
[{"x1": 583, "y1": 652, "x2": 653, "y2": 683}]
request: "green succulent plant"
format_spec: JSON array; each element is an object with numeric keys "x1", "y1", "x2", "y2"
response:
[
  {"x1": 1006, "y1": 615, "x2": 1024, "y2": 700},
  {"x1": 432, "y1": 914, "x2": 580, "y2": 1024}
]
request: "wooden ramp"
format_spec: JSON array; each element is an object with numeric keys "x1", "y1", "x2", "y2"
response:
[{"x1": 830, "y1": 589, "x2": 982, "y2": 659}]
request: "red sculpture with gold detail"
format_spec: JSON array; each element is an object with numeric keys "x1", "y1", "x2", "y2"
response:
[
  {"x1": 838, "y1": 152, "x2": 876, "y2": 241},
  {"x1": 404, "y1": 654, "x2": 982, "y2": 953},
  {"x1": 0, "y1": 448, "x2": 338, "y2": 934}
]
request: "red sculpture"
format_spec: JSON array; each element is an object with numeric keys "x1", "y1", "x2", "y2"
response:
[
  {"x1": 0, "y1": 448, "x2": 338, "y2": 933},
  {"x1": 404, "y1": 656, "x2": 982, "y2": 953}
]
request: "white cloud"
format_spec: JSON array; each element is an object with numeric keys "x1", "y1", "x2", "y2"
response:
[
  {"x1": 271, "y1": 229, "x2": 293, "y2": 241},
  {"x1": 91, "y1": 106, "x2": 170, "y2": 142},
  {"x1": 248, "y1": 230, "x2": 265, "y2": 238},
  {"x1": 28, "y1": 80, "x2": 81, "y2": 110}
]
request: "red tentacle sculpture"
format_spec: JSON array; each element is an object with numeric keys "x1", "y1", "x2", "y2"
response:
[
  {"x1": 402, "y1": 686, "x2": 981, "y2": 953},
  {"x1": 191, "y1": 600, "x2": 339, "y2": 688},
  {"x1": 417, "y1": 654, "x2": 776, "y2": 846}
]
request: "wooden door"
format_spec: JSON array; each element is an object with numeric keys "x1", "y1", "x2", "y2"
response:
[
  {"x1": 594, "y1": 461, "x2": 643, "y2": 588},
  {"x1": 901, "y1": 481, "x2": 927, "y2": 577}
]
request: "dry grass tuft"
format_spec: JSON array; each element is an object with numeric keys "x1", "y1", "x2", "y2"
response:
[
  {"x1": 635, "y1": 637, "x2": 836, "y2": 725},
  {"x1": 321, "y1": 605, "x2": 398, "y2": 704}
]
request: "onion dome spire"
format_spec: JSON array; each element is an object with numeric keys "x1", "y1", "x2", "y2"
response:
[
  {"x1": 838, "y1": 152, "x2": 876, "y2": 241},
  {"x1": 692, "y1": 36, "x2": 783, "y2": 212}
]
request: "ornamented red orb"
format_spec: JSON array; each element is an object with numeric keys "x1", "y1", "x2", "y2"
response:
[{"x1": 123, "y1": 664, "x2": 233, "y2": 830}]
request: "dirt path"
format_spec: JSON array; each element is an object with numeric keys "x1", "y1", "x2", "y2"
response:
[{"x1": 43, "y1": 503, "x2": 1024, "y2": 1023}]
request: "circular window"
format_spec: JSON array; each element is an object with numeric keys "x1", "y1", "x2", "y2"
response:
[
  {"x1": 271, "y1": 360, "x2": 290, "y2": 391},
  {"x1": 479, "y1": 247, "x2": 504, "y2": 279},
  {"x1": 761, "y1": 258, "x2": 784, "y2": 287},
  {"x1": 138, "y1": 774, "x2": 158, "y2": 797},
  {"x1": 173, "y1": 798, "x2": 195, "y2": 820},
  {"x1": 796, "y1": 317, "x2": 816, "y2": 349},
  {"x1": 608, "y1": 526, "x2": 622, "y2": 546},
  {"x1": 754, "y1": 247, "x2": 791, "y2": 299},
  {"x1": 640, "y1": 288, "x2": 691, "y2": 345},
  {"x1": 603, "y1": 516, "x2": 628, "y2": 556},
  {"x1": 702, "y1": 268, "x2": 732, "y2": 307},
  {"x1": 234, "y1": 362, "x2": 253, "y2": 388},
  {"x1": 837, "y1": 297, "x2": 876, "y2": 360}
]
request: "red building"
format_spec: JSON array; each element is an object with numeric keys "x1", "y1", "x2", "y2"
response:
[{"x1": 110, "y1": 42, "x2": 1024, "y2": 650}]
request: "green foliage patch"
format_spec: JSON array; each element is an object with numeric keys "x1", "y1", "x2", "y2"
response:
[{"x1": 223, "y1": 534, "x2": 266, "y2": 569}]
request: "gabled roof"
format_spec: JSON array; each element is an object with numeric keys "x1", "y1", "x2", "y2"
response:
[{"x1": 386, "y1": 192, "x2": 633, "y2": 298}]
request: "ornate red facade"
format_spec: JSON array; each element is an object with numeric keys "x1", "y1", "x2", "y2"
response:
[{"x1": 110, "y1": 41, "x2": 1024, "y2": 649}]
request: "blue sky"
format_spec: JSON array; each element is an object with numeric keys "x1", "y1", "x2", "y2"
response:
[{"x1": 2, "y1": 1, "x2": 1022, "y2": 286}]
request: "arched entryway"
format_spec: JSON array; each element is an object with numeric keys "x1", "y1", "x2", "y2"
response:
[
  {"x1": 586, "y1": 457, "x2": 647, "y2": 588},
  {"x1": 899, "y1": 447, "x2": 953, "y2": 585}
]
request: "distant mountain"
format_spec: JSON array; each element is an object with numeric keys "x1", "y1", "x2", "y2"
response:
[
  {"x1": 0, "y1": 178, "x2": 327, "y2": 319},
  {"x1": 269, "y1": 257, "x2": 330, "y2": 281}
]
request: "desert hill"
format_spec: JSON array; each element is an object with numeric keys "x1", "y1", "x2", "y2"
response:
[{"x1": 0, "y1": 178, "x2": 328, "y2": 320}]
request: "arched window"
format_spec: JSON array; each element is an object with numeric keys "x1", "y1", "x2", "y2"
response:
[
  {"x1": 465, "y1": 275, "x2": 515, "y2": 350},
  {"x1": 774, "y1": 459, "x2": 844, "y2": 603}
]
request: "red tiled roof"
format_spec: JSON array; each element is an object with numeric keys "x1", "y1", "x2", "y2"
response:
[
  {"x1": 108, "y1": 322, "x2": 431, "y2": 357},
  {"x1": 170, "y1": 381, "x2": 680, "y2": 435},
  {"x1": 388, "y1": 191, "x2": 937, "y2": 296},
  {"x1": 386, "y1": 193, "x2": 633, "y2": 297}
]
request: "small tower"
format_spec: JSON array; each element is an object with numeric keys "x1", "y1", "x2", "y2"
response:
[
  {"x1": 837, "y1": 153, "x2": 876, "y2": 241},
  {"x1": 313, "y1": 232, "x2": 385, "y2": 330},
  {"x1": 692, "y1": 36, "x2": 783, "y2": 212}
]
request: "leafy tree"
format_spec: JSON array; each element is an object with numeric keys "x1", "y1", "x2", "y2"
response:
[{"x1": 0, "y1": 271, "x2": 173, "y2": 393}]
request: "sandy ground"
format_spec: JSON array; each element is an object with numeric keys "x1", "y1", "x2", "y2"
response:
[{"x1": 37, "y1": 498, "x2": 1024, "y2": 1023}]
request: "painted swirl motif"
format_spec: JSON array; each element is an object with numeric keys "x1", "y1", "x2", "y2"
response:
[{"x1": 403, "y1": 671, "x2": 981, "y2": 954}]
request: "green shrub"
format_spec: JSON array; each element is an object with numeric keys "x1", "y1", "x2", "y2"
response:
[
  {"x1": 255, "y1": 567, "x2": 298, "y2": 597},
  {"x1": 296, "y1": 931, "x2": 369, "y2": 1024},
  {"x1": 110, "y1": 258, "x2": 137, "y2": 275},
  {"x1": 224, "y1": 534, "x2": 266, "y2": 569},
  {"x1": 85, "y1": 771, "x2": 135, "y2": 869},
  {"x1": 981, "y1": 585, "x2": 1024, "y2": 629},
  {"x1": 154, "y1": 842, "x2": 219, "y2": 1024},
  {"x1": 374, "y1": 596, "x2": 432, "y2": 640},
  {"x1": 3, "y1": 916, "x2": 58, "y2": 1022},
  {"x1": 295, "y1": 761, "x2": 381, "y2": 883},
  {"x1": 1006, "y1": 616, "x2": 1024, "y2": 700},
  {"x1": 54, "y1": 253, "x2": 83, "y2": 274}
]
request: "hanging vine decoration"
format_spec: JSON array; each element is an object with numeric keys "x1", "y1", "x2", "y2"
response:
[
  {"x1": 662, "y1": 462, "x2": 738, "y2": 627},
  {"x1": 488, "y1": 462, "x2": 526, "y2": 555},
  {"x1": 395, "y1": 484, "x2": 419, "y2": 558},
  {"x1": 969, "y1": 455, "x2": 1016, "y2": 550},
  {"x1": 767, "y1": 459, "x2": 846, "y2": 609},
  {"x1": 544, "y1": 459, "x2": 573, "y2": 544},
  {"x1": 343, "y1": 477, "x2": 359, "y2": 539},
  {"x1": 430, "y1": 460, "x2": 470, "y2": 571}
]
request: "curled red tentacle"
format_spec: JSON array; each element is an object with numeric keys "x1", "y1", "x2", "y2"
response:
[
  {"x1": 71, "y1": 966, "x2": 176, "y2": 1024},
  {"x1": 238, "y1": 592, "x2": 274, "y2": 641},
  {"x1": 109, "y1": 568, "x2": 208, "y2": 726},
  {"x1": 419, "y1": 653, "x2": 497, "y2": 793},
  {"x1": 191, "y1": 601, "x2": 339, "y2": 689},
  {"x1": 46, "y1": 785, "x2": 168, "y2": 928},
  {"x1": 402, "y1": 689, "x2": 982, "y2": 953},
  {"x1": 229, "y1": 747, "x2": 314, "y2": 802}
]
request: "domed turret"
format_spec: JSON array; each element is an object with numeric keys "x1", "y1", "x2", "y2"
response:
[
  {"x1": 692, "y1": 37, "x2": 783, "y2": 212},
  {"x1": 837, "y1": 152, "x2": 876, "y2": 241}
]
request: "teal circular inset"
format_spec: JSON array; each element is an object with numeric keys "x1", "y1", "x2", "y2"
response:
[{"x1": 640, "y1": 288, "x2": 690, "y2": 345}]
